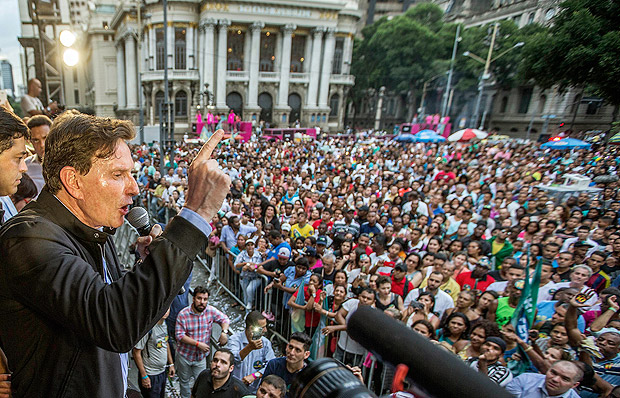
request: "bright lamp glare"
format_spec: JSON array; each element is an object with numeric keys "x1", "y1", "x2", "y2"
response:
[
  {"x1": 59, "y1": 30, "x2": 77, "y2": 47},
  {"x1": 63, "y1": 49, "x2": 79, "y2": 66}
]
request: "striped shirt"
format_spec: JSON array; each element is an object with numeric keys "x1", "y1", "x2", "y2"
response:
[{"x1": 175, "y1": 305, "x2": 229, "y2": 362}]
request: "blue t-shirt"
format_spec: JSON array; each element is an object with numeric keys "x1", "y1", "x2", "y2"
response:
[
  {"x1": 268, "y1": 242, "x2": 292, "y2": 261},
  {"x1": 536, "y1": 301, "x2": 585, "y2": 332},
  {"x1": 262, "y1": 357, "x2": 305, "y2": 398}
]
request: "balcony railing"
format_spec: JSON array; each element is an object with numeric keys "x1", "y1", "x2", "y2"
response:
[
  {"x1": 141, "y1": 69, "x2": 200, "y2": 82},
  {"x1": 259, "y1": 72, "x2": 281, "y2": 82},
  {"x1": 290, "y1": 73, "x2": 310, "y2": 83},
  {"x1": 226, "y1": 71, "x2": 249, "y2": 81},
  {"x1": 330, "y1": 74, "x2": 355, "y2": 85}
]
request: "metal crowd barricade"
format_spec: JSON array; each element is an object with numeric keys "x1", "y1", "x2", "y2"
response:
[{"x1": 111, "y1": 219, "x2": 140, "y2": 269}]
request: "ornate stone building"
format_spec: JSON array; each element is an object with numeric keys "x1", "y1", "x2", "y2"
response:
[
  {"x1": 18, "y1": 0, "x2": 360, "y2": 137},
  {"x1": 111, "y1": 0, "x2": 360, "y2": 135}
]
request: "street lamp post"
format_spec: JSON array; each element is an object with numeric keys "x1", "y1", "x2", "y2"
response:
[
  {"x1": 464, "y1": 23, "x2": 524, "y2": 130},
  {"x1": 441, "y1": 25, "x2": 461, "y2": 117}
]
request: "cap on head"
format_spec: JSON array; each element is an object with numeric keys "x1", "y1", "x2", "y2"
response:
[
  {"x1": 278, "y1": 247, "x2": 291, "y2": 258},
  {"x1": 485, "y1": 336, "x2": 507, "y2": 352}
]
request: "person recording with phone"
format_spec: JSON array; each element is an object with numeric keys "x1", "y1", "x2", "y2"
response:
[
  {"x1": 0, "y1": 111, "x2": 231, "y2": 396},
  {"x1": 228, "y1": 311, "x2": 276, "y2": 392}
]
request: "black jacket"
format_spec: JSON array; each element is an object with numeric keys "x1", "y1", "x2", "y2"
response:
[{"x1": 0, "y1": 190, "x2": 207, "y2": 397}]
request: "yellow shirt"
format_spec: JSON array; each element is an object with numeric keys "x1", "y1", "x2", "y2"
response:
[
  {"x1": 492, "y1": 240, "x2": 505, "y2": 255},
  {"x1": 290, "y1": 223, "x2": 314, "y2": 239},
  {"x1": 419, "y1": 277, "x2": 461, "y2": 302}
]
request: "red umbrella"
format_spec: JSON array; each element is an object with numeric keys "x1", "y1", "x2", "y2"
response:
[{"x1": 448, "y1": 128, "x2": 488, "y2": 142}]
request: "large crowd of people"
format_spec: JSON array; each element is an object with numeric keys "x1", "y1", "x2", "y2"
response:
[{"x1": 2, "y1": 96, "x2": 620, "y2": 397}]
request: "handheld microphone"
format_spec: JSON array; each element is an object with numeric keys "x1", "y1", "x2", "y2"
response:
[
  {"x1": 347, "y1": 306, "x2": 513, "y2": 398},
  {"x1": 126, "y1": 207, "x2": 152, "y2": 236}
]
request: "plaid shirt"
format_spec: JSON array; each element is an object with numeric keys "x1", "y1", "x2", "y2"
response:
[{"x1": 175, "y1": 305, "x2": 229, "y2": 361}]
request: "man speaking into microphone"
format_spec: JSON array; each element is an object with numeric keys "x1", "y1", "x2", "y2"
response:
[{"x1": 0, "y1": 110, "x2": 231, "y2": 397}]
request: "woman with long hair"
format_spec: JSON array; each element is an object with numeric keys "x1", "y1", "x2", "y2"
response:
[
  {"x1": 455, "y1": 319, "x2": 501, "y2": 360},
  {"x1": 438, "y1": 312, "x2": 470, "y2": 348}
]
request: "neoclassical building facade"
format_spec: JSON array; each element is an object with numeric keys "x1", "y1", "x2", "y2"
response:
[{"x1": 106, "y1": 0, "x2": 360, "y2": 135}]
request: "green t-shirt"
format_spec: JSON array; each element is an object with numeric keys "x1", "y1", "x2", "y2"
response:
[{"x1": 495, "y1": 297, "x2": 516, "y2": 327}]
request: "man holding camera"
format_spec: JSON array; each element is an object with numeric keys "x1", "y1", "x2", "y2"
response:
[{"x1": 228, "y1": 311, "x2": 276, "y2": 392}]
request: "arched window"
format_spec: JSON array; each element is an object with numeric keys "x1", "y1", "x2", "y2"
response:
[
  {"x1": 155, "y1": 91, "x2": 165, "y2": 117},
  {"x1": 329, "y1": 94, "x2": 340, "y2": 117},
  {"x1": 174, "y1": 91, "x2": 187, "y2": 117}
]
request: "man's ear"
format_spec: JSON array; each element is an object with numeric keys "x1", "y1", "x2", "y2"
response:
[
  {"x1": 59, "y1": 166, "x2": 84, "y2": 199},
  {"x1": 304, "y1": 350, "x2": 310, "y2": 360}
]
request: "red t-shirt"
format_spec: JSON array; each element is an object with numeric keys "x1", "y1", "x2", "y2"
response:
[
  {"x1": 455, "y1": 271, "x2": 495, "y2": 292},
  {"x1": 292, "y1": 287, "x2": 323, "y2": 327},
  {"x1": 391, "y1": 275, "x2": 413, "y2": 298}
]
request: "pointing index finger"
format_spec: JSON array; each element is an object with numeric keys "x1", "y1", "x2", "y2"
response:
[{"x1": 196, "y1": 129, "x2": 224, "y2": 161}]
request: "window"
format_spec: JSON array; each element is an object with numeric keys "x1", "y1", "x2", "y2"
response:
[
  {"x1": 290, "y1": 35, "x2": 306, "y2": 73},
  {"x1": 155, "y1": 91, "x2": 165, "y2": 117},
  {"x1": 500, "y1": 97, "x2": 508, "y2": 113},
  {"x1": 73, "y1": 69, "x2": 78, "y2": 83},
  {"x1": 227, "y1": 30, "x2": 244, "y2": 71},
  {"x1": 156, "y1": 28, "x2": 165, "y2": 70},
  {"x1": 528, "y1": 13, "x2": 535, "y2": 24},
  {"x1": 259, "y1": 31, "x2": 276, "y2": 72},
  {"x1": 329, "y1": 94, "x2": 340, "y2": 117},
  {"x1": 174, "y1": 28, "x2": 187, "y2": 70},
  {"x1": 518, "y1": 88, "x2": 533, "y2": 114},
  {"x1": 585, "y1": 100, "x2": 601, "y2": 115},
  {"x1": 538, "y1": 95, "x2": 547, "y2": 114},
  {"x1": 174, "y1": 91, "x2": 187, "y2": 117},
  {"x1": 332, "y1": 38, "x2": 344, "y2": 74},
  {"x1": 74, "y1": 89, "x2": 79, "y2": 104}
]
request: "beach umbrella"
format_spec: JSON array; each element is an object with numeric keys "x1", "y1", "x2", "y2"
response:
[
  {"x1": 540, "y1": 138, "x2": 591, "y2": 150},
  {"x1": 608, "y1": 132, "x2": 620, "y2": 145},
  {"x1": 394, "y1": 134, "x2": 417, "y2": 143},
  {"x1": 448, "y1": 128, "x2": 488, "y2": 142},
  {"x1": 415, "y1": 130, "x2": 446, "y2": 143}
]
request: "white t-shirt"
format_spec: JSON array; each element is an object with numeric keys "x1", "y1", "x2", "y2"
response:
[
  {"x1": 20, "y1": 94, "x2": 45, "y2": 115},
  {"x1": 337, "y1": 299, "x2": 366, "y2": 355}
]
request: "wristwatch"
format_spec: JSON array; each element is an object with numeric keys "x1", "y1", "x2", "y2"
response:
[{"x1": 222, "y1": 329, "x2": 232, "y2": 336}]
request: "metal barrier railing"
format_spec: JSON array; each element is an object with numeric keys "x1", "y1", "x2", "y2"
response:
[{"x1": 113, "y1": 222, "x2": 394, "y2": 395}]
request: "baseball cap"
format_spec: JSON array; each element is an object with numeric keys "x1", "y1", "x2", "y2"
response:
[
  {"x1": 317, "y1": 236, "x2": 328, "y2": 246},
  {"x1": 281, "y1": 223, "x2": 292, "y2": 232},
  {"x1": 277, "y1": 247, "x2": 291, "y2": 258},
  {"x1": 246, "y1": 237, "x2": 256, "y2": 245},
  {"x1": 575, "y1": 241, "x2": 593, "y2": 248},
  {"x1": 485, "y1": 337, "x2": 507, "y2": 353},
  {"x1": 477, "y1": 257, "x2": 491, "y2": 268},
  {"x1": 394, "y1": 263, "x2": 407, "y2": 272},
  {"x1": 304, "y1": 246, "x2": 318, "y2": 257}
]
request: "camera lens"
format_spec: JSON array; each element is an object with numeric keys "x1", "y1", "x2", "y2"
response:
[{"x1": 291, "y1": 358, "x2": 377, "y2": 398}]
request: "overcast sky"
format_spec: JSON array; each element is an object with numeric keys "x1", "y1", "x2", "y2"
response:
[{"x1": 0, "y1": 0, "x2": 24, "y2": 90}]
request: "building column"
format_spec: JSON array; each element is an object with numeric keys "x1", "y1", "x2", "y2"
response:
[
  {"x1": 187, "y1": 26, "x2": 194, "y2": 70},
  {"x1": 167, "y1": 22, "x2": 174, "y2": 69},
  {"x1": 343, "y1": 34, "x2": 353, "y2": 74},
  {"x1": 306, "y1": 28, "x2": 324, "y2": 108},
  {"x1": 243, "y1": 28, "x2": 251, "y2": 71},
  {"x1": 216, "y1": 19, "x2": 231, "y2": 108},
  {"x1": 277, "y1": 24, "x2": 295, "y2": 108},
  {"x1": 116, "y1": 40, "x2": 127, "y2": 109},
  {"x1": 148, "y1": 26, "x2": 155, "y2": 70},
  {"x1": 125, "y1": 32, "x2": 138, "y2": 108},
  {"x1": 304, "y1": 34, "x2": 313, "y2": 73},
  {"x1": 318, "y1": 28, "x2": 335, "y2": 108},
  {"x1": 247, "y1": 21, "x2": 264, "y2": 109},
  {"x1": 201, "y1": 18, "x2": 216, "y2": 104}
]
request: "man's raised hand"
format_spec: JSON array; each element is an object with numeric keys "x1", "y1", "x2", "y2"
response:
[{"x1": 184, "y1": 130, "x2": 231, "y2": 222}]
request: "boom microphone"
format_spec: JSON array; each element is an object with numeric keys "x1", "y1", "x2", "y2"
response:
[
  {"x1": 347, "y1": 306, "x2": 513, "y2": 398},
  {"x1": 127, "y1": 207, "x2": 152, "y2": 236}
]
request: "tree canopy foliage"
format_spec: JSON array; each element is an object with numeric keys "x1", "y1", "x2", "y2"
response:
[{"x1": 520, "y1": 0, "x2": 620, "y2": 109}]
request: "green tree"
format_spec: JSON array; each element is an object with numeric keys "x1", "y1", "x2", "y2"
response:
[
  {"x1": 520, "y1": 0, "x2": 620, "y2": 120},
  {"x1": 350, "y1": 3, "x2": 453, "y2": 112}
]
